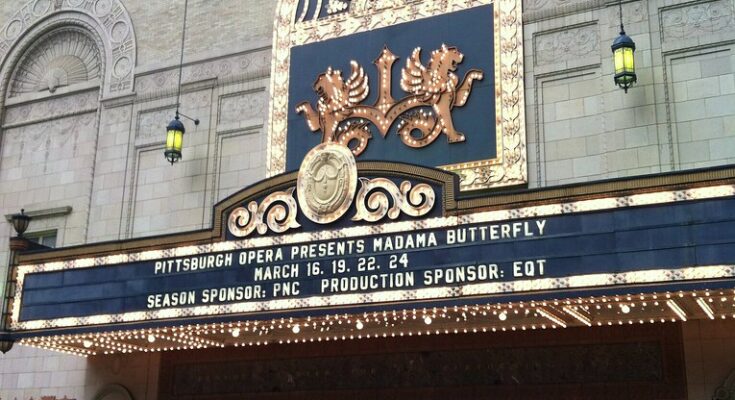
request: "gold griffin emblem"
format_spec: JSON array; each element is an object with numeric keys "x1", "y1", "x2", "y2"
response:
[{"x1": 296, "y1": 45, "x2": 484, "y2": 156}]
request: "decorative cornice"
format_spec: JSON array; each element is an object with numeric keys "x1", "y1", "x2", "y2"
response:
[
  {"x1": 4, "y1": 206, "x2": 72, "y2": 222},
  {"x1": 456, "y1": 166, "x2": 735, "y2": 212}
]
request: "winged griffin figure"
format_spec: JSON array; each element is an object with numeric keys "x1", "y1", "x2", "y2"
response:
[
  {"x1": 297, "y1": 61, "x2": 369, "y2": 144},
  {"x1": 296, "y1": 45, "x2": 483, "y2": 155},
  {"x1": 398, "y1": 45, "x2": 484, "y2": 146}
]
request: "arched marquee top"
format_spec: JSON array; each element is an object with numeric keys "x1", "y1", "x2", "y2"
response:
[{"x1": 0, "y1": 0, "x2": 136, "y2": 100}]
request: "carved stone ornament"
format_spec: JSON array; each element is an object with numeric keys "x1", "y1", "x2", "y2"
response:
[
  {"x1": 267, "y1": 0, "x2": 527, "y2": 192},
  {"x1": 523, "y1": 0, "x2": 588, "y2": 13},
  {"x1": 297, "y1": 142, "x2": 358, "y2": 224},
  {"x1": 352, "y1": 178, "x2": 435, "y2": 222},
  {"x1": 534, "y1": 23, "x2": 599, "y2": 66},
  {"x1": 661, "y1": 0, "x2": 735, "y2": 41},
  {"x1": 9, "y1": 28, "x2": 101, "y2": 96},
  {"x1": 0, "y1": 0, "x2": 137, "y2": 99}
]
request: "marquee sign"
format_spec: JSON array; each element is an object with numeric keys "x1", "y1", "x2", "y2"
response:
[
  {"x1": 9, "y1": 142, "x2": 735, "y2": 333},
  {"x1": 268, "y1": 0, "x2": 527, "y2": 192}
]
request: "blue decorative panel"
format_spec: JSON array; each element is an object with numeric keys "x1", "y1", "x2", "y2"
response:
[
  {"x1": 287, "y1": 5, "x2": 495, "y2": 170},
  {"x1": 267, "y1": 0, "x2": 527, "y2": 192}
]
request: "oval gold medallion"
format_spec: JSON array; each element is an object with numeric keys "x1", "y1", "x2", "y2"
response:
[{"x1": 297, "y1": 142, "x2": 357, "y2": 224}]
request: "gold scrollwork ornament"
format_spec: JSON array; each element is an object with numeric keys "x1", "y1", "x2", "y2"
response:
[
  {"x1": 228, "y1": 187, "x2": 301, "y2": 237},
  {"x1": 352, "y1": 178, "x2": 435, "y2": 222}
]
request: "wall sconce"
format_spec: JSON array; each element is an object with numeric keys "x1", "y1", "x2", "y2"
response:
[
  {"x1": 3, "y1": 209, "x2": 32, "y2": 353},
  {"x1": 10, "y1": 209, "x2": 31, "y2": 237}
]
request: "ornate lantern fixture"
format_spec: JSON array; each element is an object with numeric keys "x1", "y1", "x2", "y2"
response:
[
  {"x1": 0, "y1": 339, "x2": 13, "y2": 354},
  {"x1": 2, "y1": 209, "x2": 32, "y2": 354},
  {"x1": 164, "y1": 0, "x2": 198, "y2": 164},
  {"x1": 612, "y1": 1, "x2": 636, "y2": 92},
  {"x1": 10, "y1": 209, "x2": 31, "y2": 237},
  {"x1": 165, "y1": 114, "x2": 185, "y2": 165}
]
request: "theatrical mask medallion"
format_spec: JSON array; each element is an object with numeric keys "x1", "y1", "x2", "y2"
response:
[{"x1": 297, "y1": 142, "x2": 357, "y2": 224}]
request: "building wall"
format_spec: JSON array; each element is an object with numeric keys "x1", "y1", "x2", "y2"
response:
[
  {"x1": 0, "y1": 0, "x2": 733, "y2": 398},
  {"x1": 524, "y1": 0, "x2": 735, "y2": 187},
  {"x1": 0, "y1": 1, "x2": 274, "y2": 398}
]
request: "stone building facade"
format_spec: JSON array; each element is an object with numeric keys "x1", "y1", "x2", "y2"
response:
[{"x1": 0, "y1": 0, "x2": 733, "y2": 398}]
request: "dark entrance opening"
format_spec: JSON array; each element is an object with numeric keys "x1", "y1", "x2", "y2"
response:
[{"x1": 159, "y1": 323, "x2": 686, "y2": 399}]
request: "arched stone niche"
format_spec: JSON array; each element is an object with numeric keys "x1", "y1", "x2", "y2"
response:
[
  {"x1": 0, "y1": 0, "x2": 136, "y2": 102},
  {"x1": 8, "y1": 27, "x2": 102, "y2": 96}
]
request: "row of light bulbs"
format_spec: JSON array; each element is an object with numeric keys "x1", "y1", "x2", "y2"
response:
[{"x1": 18, "y1": 289, "x2": 735, "y2": 357}]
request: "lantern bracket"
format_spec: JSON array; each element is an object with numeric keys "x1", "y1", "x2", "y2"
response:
[{"x1": 177, "y1": 111, "x2": 200, "y2": 126}]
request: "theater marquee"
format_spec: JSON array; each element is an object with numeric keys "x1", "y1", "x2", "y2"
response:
[
  {"x1": 10, "y1": 141, "x2": 735, "y2": 333},
  {"x1": 267, "y1": 0, "x2": 527, "y2": 192}
]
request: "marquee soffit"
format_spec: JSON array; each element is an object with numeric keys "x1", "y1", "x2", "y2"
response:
[
  {"x1": 16, "y1": 288, "x2": 735, "y2": 357},
  {"x1": 0, "y1": 0, "x2": 136, "y2": 101}
]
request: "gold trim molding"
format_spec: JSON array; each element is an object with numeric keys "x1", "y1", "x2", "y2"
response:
[{"x1": 267, "y1": 0, "x2": 527, "y2": 191}]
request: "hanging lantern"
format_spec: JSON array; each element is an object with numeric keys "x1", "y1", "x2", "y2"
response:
[
  {"x1": 0, "y1": 339, "x2": 13, "y2": 354},
  {"x1": 164, "y1": 116, "x2": 185, "y2": 165},
  {"x1": 164, "y1": 0, "x2": 199, "y2": 166},
  {"x1": 612, "y1": 30, "x2": 636, "y2": 92}
]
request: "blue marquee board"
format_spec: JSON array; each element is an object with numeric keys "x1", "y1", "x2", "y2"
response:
[{"x1": 14, "y1": 189, "x2": 735, "y2": 332}]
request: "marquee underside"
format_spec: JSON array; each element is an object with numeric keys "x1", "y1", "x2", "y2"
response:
[{"x1": 19, "y1": 287, "x2": 735, "y2": 357}]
